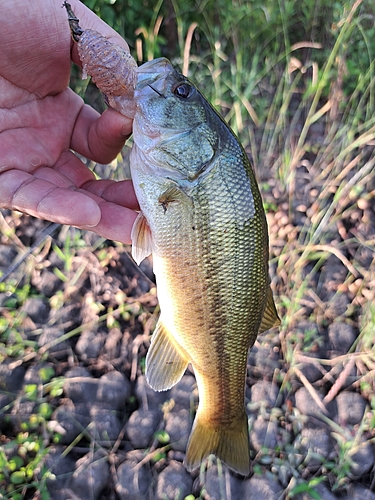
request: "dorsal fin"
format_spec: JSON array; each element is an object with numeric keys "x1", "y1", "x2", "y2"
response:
[{"x1": 259, "y1": 287, "x2": 281, "y2": 333}]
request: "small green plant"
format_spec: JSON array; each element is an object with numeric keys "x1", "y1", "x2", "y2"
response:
[
  {"x1": 52, "y1": 229, "x2": 87, "y2": 283},
  {"x1": 0, "y1": 331, "x2": 63, "y2": 499},
  {"x1": 0, "y1": 431, "x2": 53, "y2": 499},
  {"x1": 288, "y1": 476, "x2": 326, "y2": 499},
  {"x1": 0, "y1": 281, "x2": 40, "y2": 362},
  {"x1": 326, "y1": 433, "x2": 355, "y2": 491},
  {"x1": 357, "y1": 301, "x2": 375, "y2": 351},
  {"x1": 0, "y1": 376, "x2": 62, "y2": 499},
  {"x1": 154, "y1": 429, "x2": 170, "y2": 445}
]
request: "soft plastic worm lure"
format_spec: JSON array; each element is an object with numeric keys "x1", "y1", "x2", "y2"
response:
[{"x1": 63, "y1": 1, "x2": 138, "y2": 102}]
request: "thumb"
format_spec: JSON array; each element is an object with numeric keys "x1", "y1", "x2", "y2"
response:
[{"x1": 71, "y1": 105, "x2": 132, "y2": 164}]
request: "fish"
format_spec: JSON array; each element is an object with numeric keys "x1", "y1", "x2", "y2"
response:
[{"x1": 64, "y1": 2, "x2": 280, "y2": 476}]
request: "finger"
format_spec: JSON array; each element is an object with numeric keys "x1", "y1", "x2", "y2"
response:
[
  {"x1": 71, "y1": 106, "x2": 132, "y2": 164},
  {"x1": 0, "y1": 169, "x2": 101, "y2": 227},
  {"x1": 51, "y1": 154, "x2": 139, "y2": 212},
  {"x1": 53, "y1": 149, "x2": 97, "y2": 188},
  {"x1": 82, "y1": 179, "x2": 139, "y2": 211},
  {"x1": 80, "y1": 200, "x2": 137, "y2": 244}
]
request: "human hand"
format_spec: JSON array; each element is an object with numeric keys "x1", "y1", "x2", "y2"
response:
[{"x1": 0, "y1": 0, "x2": 138, "y2": 244}]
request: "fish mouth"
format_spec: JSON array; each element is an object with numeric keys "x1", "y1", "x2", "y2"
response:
[{"x1": 135, "y1": 58, "x2": 175, "y2": 91}]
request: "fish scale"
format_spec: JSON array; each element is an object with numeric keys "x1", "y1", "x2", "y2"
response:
[{"x1": 64, "y1": 2, "x2": 280, "y2": 476}]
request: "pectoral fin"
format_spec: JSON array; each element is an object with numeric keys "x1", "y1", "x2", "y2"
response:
[
  {"x1": 131, "y1": 211, "x2": 154, "y2": 265},
  {"x1": 158, "y1": 186, "x2": 182, "y2": 204},
  {"x1": 158, "y1": 185, "x2": 187, "y2": 213},
  {"x1": 146, "y1": 318, "x2": 189, "y2": 391},
  {"x1": 259, "y1": 287, "x2": 281, "y2": 333}
]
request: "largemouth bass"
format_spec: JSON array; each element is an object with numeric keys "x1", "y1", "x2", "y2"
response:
[{"x1": 65, "y1": 3, "x2": 280, "y2": 476}]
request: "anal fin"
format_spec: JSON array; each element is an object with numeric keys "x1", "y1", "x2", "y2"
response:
[
  {"x1": 259, "y1": 286, "x2": 281, "y2": 333},
  {"x1": 146, "y1": 318, "x2": 189, "y2": 391}
]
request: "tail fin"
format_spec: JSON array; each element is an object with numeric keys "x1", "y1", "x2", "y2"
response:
[{"x1": 184, "y1": 410, "x2": 250, "y2": 476}]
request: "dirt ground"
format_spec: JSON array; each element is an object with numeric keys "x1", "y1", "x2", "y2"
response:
[{"x1": 0, "y1": 145, "x2": 375, "y2": 499}]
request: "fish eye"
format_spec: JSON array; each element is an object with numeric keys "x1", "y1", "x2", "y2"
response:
[{"x1": 173, "y1": 82, "x2": 193, "y2": 99}]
